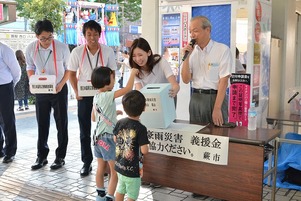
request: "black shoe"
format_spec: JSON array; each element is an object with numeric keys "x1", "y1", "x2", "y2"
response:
[
  {"x1": 0, "y1": 152, "x2": 4, "y2": 158},
  {"x1": 17, "y1": 107, "x2": 24, "y2": 111},
  {"x1": 80, "y1": 164, "x2": 92, "y2": 177},
  {"x1": 105, "y1": 195, "x2": 114, "y2": 201},
  {"x1": 50, "y1": 158, "x2": 65, "y2": 170},
  {"x1": 192, "y1": 193, "x2": 208, "y2": 198},
  {"x1": 31, "y1": 158, "x2": 48, "y2": 170},
  {"x1": 3, "y1": 156, "x2": 14, "y2": 163}
]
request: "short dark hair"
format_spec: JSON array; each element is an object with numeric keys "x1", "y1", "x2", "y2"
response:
[
  {"x1": 82, "y1": 20, "x2": 102, "y2": 36},
  {"x1": 91, "y1": 67, "x2": 113, "y2": 89},
  {"x1": 34, "y1": 19, "x2": 54, "y2": 35},
  {"x1": 122, "y1": 90, "x2": 146, "y2": 117}
]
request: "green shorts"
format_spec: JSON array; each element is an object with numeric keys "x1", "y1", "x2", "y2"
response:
[{"x1": 117, "y1": 173, "x2": 141, "y2": 200}]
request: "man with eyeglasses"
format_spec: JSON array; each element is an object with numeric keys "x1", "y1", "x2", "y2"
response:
[{"x1": 25, "y1": 19, "x2": 70, "y2": 171}]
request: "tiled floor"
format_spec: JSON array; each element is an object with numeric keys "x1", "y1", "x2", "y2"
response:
[{"x1": 0, "y1": 99, "x2": 300, "y2": 201}]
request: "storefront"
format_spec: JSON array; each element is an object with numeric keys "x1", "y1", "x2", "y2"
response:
[{"x1": 0, "y1": 0, "x2": 17, "y2": 24}]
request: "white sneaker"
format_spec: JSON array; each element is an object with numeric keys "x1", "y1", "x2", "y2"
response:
[{"x1": 96, "y1": 195, "x2": 106, "y2": 201}]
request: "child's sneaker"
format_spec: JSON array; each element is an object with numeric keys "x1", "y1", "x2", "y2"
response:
[
  {"x1": 96, "y1": 195, "x2": 106, "y2": 201},
  {"x1": 105, "y1": 195, "x2": 115, "y2": 201},
  {"x1": 96, "y1": 189, "x2": 106, "y2": 201}
]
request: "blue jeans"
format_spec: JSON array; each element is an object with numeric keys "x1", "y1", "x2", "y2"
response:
[
  {"x1": 94, "y1": 133, "x2": 116, "y2": 161},
  {"x1": 18, "y1": 97, "x2": 28, "y2": 107}
]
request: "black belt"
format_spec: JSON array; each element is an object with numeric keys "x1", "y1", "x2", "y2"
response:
[{"x1": 192, "y1": 88, "x2": 218, "y2": 94}]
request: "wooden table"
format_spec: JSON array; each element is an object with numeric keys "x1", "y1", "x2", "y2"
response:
[{"x1": 143, "y1": 124, "x2": 280, "y2": 201}]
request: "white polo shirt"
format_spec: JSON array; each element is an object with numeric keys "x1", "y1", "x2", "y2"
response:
[
  {"x1": 188, "y1": 40, "x2": 232, "y2": 90},
  {"x1": 68, "y1": 44, "x2": 117, "y2": 81}
]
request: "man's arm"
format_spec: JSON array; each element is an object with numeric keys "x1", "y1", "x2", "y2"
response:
[
  {"x1": 69, "y1": 71, "x2": 81, "y2": 100},
  {"x1": 25, "y1": 43, "x2": 36, "y2": 79},
  {"x1": 212, "y1": 75, "x2": 230, "y2": 126},
  {"x1": 3, "y1": 46, "x2": 21, "y2": 84},
  {"x1": 56, "y1": 45, "x2": 71, "y2": 93},
  {"x1": 181, "y1": 42, "x2": 195, "y2": 83},
  {"x1": 181, "y1": 58, "x2": 192, "y2": 84},
  {"x1": 56, "y1": 70, "x2": 70, "y2": 93}
]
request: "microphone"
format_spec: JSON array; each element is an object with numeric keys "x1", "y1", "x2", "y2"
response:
[
  {"x1": 288, "y1": 91, "x2": 299, "y2": 103},
  {"x1": 182, "y1": 39, "x2": 196, "y2": 61}
]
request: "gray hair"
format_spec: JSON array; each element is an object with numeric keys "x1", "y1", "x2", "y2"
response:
[{"x1": 191, "y1": 16, "x2": 212, "y2": 31}]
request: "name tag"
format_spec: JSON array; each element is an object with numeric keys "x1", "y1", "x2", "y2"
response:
[
  {"x1": 29, "y1": 75, "x2": 56, "y2": 94},
  {"x1": 77, "y1": 80, "x2": 98, "y2": 97}
]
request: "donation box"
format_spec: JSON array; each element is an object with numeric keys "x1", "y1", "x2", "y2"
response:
[
  {"x1": 140, "y1": 83, "x2": 176, "y2": 128},
  {"x1": 77, "y1": 81, "x2": 98, "y2": 97},
  {"x1": 29, "y1": 75, "x2": 56, "y2": 94}
]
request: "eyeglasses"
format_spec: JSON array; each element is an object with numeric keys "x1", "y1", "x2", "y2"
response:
[{"x1": 39, "y1": 36, "x2": 54, "y2": 42}]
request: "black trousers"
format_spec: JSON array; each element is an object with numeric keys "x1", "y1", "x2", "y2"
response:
[
  {"x1": 35, "y1": 84, "x2": 68, "y2": 160},
  {"x1": 0, "y1": 81, "x2": 17, "y2": 157},
  {"x1": 77, "y1": 96, "x2": 93, "y2": 166},
  {"x1": 0, "y1": 127, "x2": 3, "y2": 156}
]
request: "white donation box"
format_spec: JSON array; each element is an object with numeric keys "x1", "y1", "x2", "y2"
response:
[
  {"x1": 77, "y1": 81, "x2": 98, "y2": 97},
  {"x1": 29, "y1": 75, "x2": 56, "y2": 94},
  {"x1": 140, "y1": 83, "x2": 176, "y2": 128}
]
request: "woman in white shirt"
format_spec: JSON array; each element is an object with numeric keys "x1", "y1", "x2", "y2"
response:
[{"x1": 129, "y1": 37, "x2": 180, "y2": 98}]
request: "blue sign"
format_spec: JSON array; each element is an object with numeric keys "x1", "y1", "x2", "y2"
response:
[{"x1": 129, "y1": 25, "x2": 141, "y2": 34}]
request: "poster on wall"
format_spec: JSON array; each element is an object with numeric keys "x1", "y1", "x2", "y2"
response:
[
  {"x1": 252, "y1": 0, "x2": 271, "y2": 110},
  {"x1": 161, "y1": 13, "x2": 181, "y2": 78},
  {"x1": 229, "y1": 74, "x2": 251, "y2": 126}
]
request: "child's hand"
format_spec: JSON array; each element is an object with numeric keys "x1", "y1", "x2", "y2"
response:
[
  {"x1": 131, "y1": 68, "x2": 139, "y2": 75},
  {"x1": 116, "y1": 110, "x2": 123, "y2": 115}
]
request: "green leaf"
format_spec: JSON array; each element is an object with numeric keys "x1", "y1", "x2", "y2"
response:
[{"x1": 16, "y1": 0, "x2": 65, "y2": 34}]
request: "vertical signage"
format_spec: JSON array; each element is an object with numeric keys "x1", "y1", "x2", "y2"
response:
[
  {"x1": 229, "y1": 74, "x2": 251, "y2": 126},
  {"x1": 0, "y1": 4, "x2": 3, "y2": 21},
  {"x1": 252, "y1": 0, "x2": 271, "y2": 108},
  {"x1": 182, "y1": 12, "x2": 188, "y2": 48},
  {"x1": 161, "y1": 13, "x2": 181, "y2": 78}
]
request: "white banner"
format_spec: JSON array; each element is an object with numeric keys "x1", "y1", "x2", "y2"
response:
[{"x1": 147, "y1": 123, "x2": 229, "y2": 165}]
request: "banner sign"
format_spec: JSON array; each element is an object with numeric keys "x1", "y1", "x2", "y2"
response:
[
  {"x1": 181, "y1": 12, "x2": 188, "y2": 48},
  {"x1": 229, "y1": 73, "x2": 251, "y2": 126},
  {"x1": 147, "y1": 125, "x2": 229, "y2": 165},
  {"x1": 0, "y1": 4, "x2": 3, "y2": 21}
]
